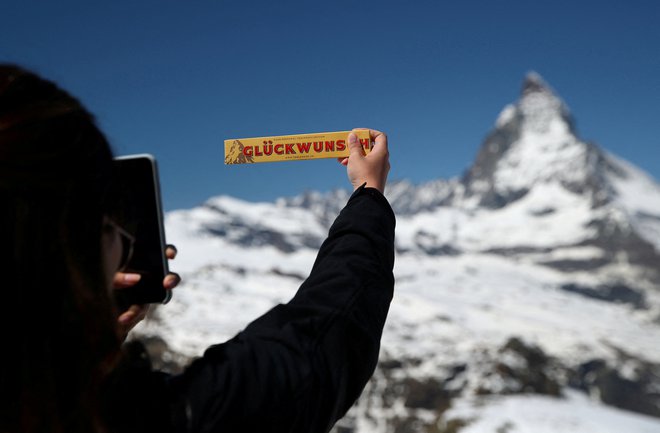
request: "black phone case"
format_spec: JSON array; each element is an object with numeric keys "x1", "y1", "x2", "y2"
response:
[{"x1": 112, "y1": 155, "x2": 171, "y2": 310}]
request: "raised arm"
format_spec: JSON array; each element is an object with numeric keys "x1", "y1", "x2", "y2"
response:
[{"x1": 167, "y1": 129, "x2": 394, "y2": 432}]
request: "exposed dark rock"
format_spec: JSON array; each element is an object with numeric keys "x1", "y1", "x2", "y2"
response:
[
  {"x1": 234, "y1": 227, "x2": 298, "y2": 252},
  {"x1": 530, "y1": 207, "x2": 556, "y2": 216},
  {"x1": 560, "y1": 283, "x2": 647, "y2": 309},
  {"x1": 380, "y1": 359, "x2": 404, "y2": 370},
  {"x1": 403, "y1": 378, "x2": 452, "y2": 412},
  {"x1": 446, "y1": 364, "x2": 467, "y2": 383},
  {"x1": 485, "y1": 246, "x2": 553, "y2": 256},
  {"x1": 202, "y1": 202, "x2": 229, "y2": 215},
  {"x1": 636, "y1": 210, "x2": 660, "y2": 223},
  {"x1": 501, "y1": 338, "x2": 549, "y2": 367},
  {"x1": 569, "y1": 357, "x2": 660, "y2": 418},
  {"x1": 461, "y1": 104, "x2": 523, "y2": 209},
  {"x1": 203, "y1": 225, "x2": 227, "y2": 237},
  {"x1": 387, "y1": 179, "x2": 457, "y2": 215},
  {"x1": 540, "y1": 257, "x2": 611, "y2": 272},
  {"x1": 203, "y1": 218, "x2": 323, "y2": 253},
  {"x1": 414, "y1": 231, "x2": 462, "y2": 256},
  {"x1": 478, "y1": 338, "x2": 562, "y2": 396},
  {"x1": 269, "y1": 267, "x2": 306, "y2": 280},
  {"x1": 210, "y1": 225, "x2": 293, "y2": 252},
  {"x1": 390, "y1": 416, "x2": 429, "y2": 433},
  {"x1": 579, "y1": 217, "x2": 660, "y2": 281}
]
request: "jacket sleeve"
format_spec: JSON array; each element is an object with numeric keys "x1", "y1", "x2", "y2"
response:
[{"x1": 168, "y1": 185, "x2": 396, "y2": 433}]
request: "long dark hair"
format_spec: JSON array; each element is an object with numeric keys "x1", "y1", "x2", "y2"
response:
[{"x1": 0, "y1": 65, "x2": 121, "y2": 433}]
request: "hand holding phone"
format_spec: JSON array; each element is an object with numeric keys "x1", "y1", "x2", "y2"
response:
[{"x1": 114, "y1": 245, "x2": 179, "y2": 338}]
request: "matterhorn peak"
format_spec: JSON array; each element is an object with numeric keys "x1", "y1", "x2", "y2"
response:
[
  {"x1": 493, "y1": 72, "x2": 575, "y2": 136},
  {"x1": 521, "y1": 71, "x2": 554, "y2": 96},
  {"x1": 516, "y1": 72, "x2": 574, "y2": 135},
  {"x1": 462, "y1": 72, "x2": 603, "y2": 208}
]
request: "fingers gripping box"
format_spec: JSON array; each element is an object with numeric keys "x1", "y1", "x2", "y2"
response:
[{"x1": 224, "y1": 130, "x2": 372, "y2": 164}]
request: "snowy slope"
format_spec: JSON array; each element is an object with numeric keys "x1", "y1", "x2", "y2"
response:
[{"x1": 441, "y1": 391, "x2": 660, "y2": 433}]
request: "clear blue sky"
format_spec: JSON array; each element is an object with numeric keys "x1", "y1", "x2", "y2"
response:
[{"x1": 2, "y1": 0, "x2": 659, "y2": 210}]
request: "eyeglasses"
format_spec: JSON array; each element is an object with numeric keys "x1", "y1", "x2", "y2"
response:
[{"x1": 105, "y1": 219, "x2": 135, "y2": 272}]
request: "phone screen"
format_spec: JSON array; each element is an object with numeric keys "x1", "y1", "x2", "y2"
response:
[{"x1": 112, "y1": 155, "x2": 171, "y2": 309}]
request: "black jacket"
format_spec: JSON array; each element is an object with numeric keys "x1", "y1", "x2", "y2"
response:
[{"x1": 103, "y1": 185, "x2": 396, "y2": 433}]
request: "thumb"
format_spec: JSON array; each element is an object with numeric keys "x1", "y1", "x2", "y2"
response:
[{"x1": 347, "y1": 132, "x2": 364, "y2": 158}]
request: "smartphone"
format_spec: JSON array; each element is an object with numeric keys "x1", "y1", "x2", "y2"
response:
[{"x1": 112, "y1": 154, "x2": 171, "y2": 310}]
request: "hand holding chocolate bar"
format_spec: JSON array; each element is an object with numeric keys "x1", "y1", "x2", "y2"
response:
[
  {"x1": 224, "y1": 128, "x2": 390, "y2": 193},
  {"x1": 224, "y1": 130, "x2": 371, "y2": 164},
  {"x1": 339, "y1": 128, "x2": 390, "y2": 194}
]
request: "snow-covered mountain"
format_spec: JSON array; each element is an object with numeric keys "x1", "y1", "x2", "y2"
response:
[{"x1": 136, "y1": 73, "x2": 660, "y2": 432}]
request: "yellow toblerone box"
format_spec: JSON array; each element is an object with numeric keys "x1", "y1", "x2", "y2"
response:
[{"x1": 224, "y1": 130, "x2": 372, "y2": 164}]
